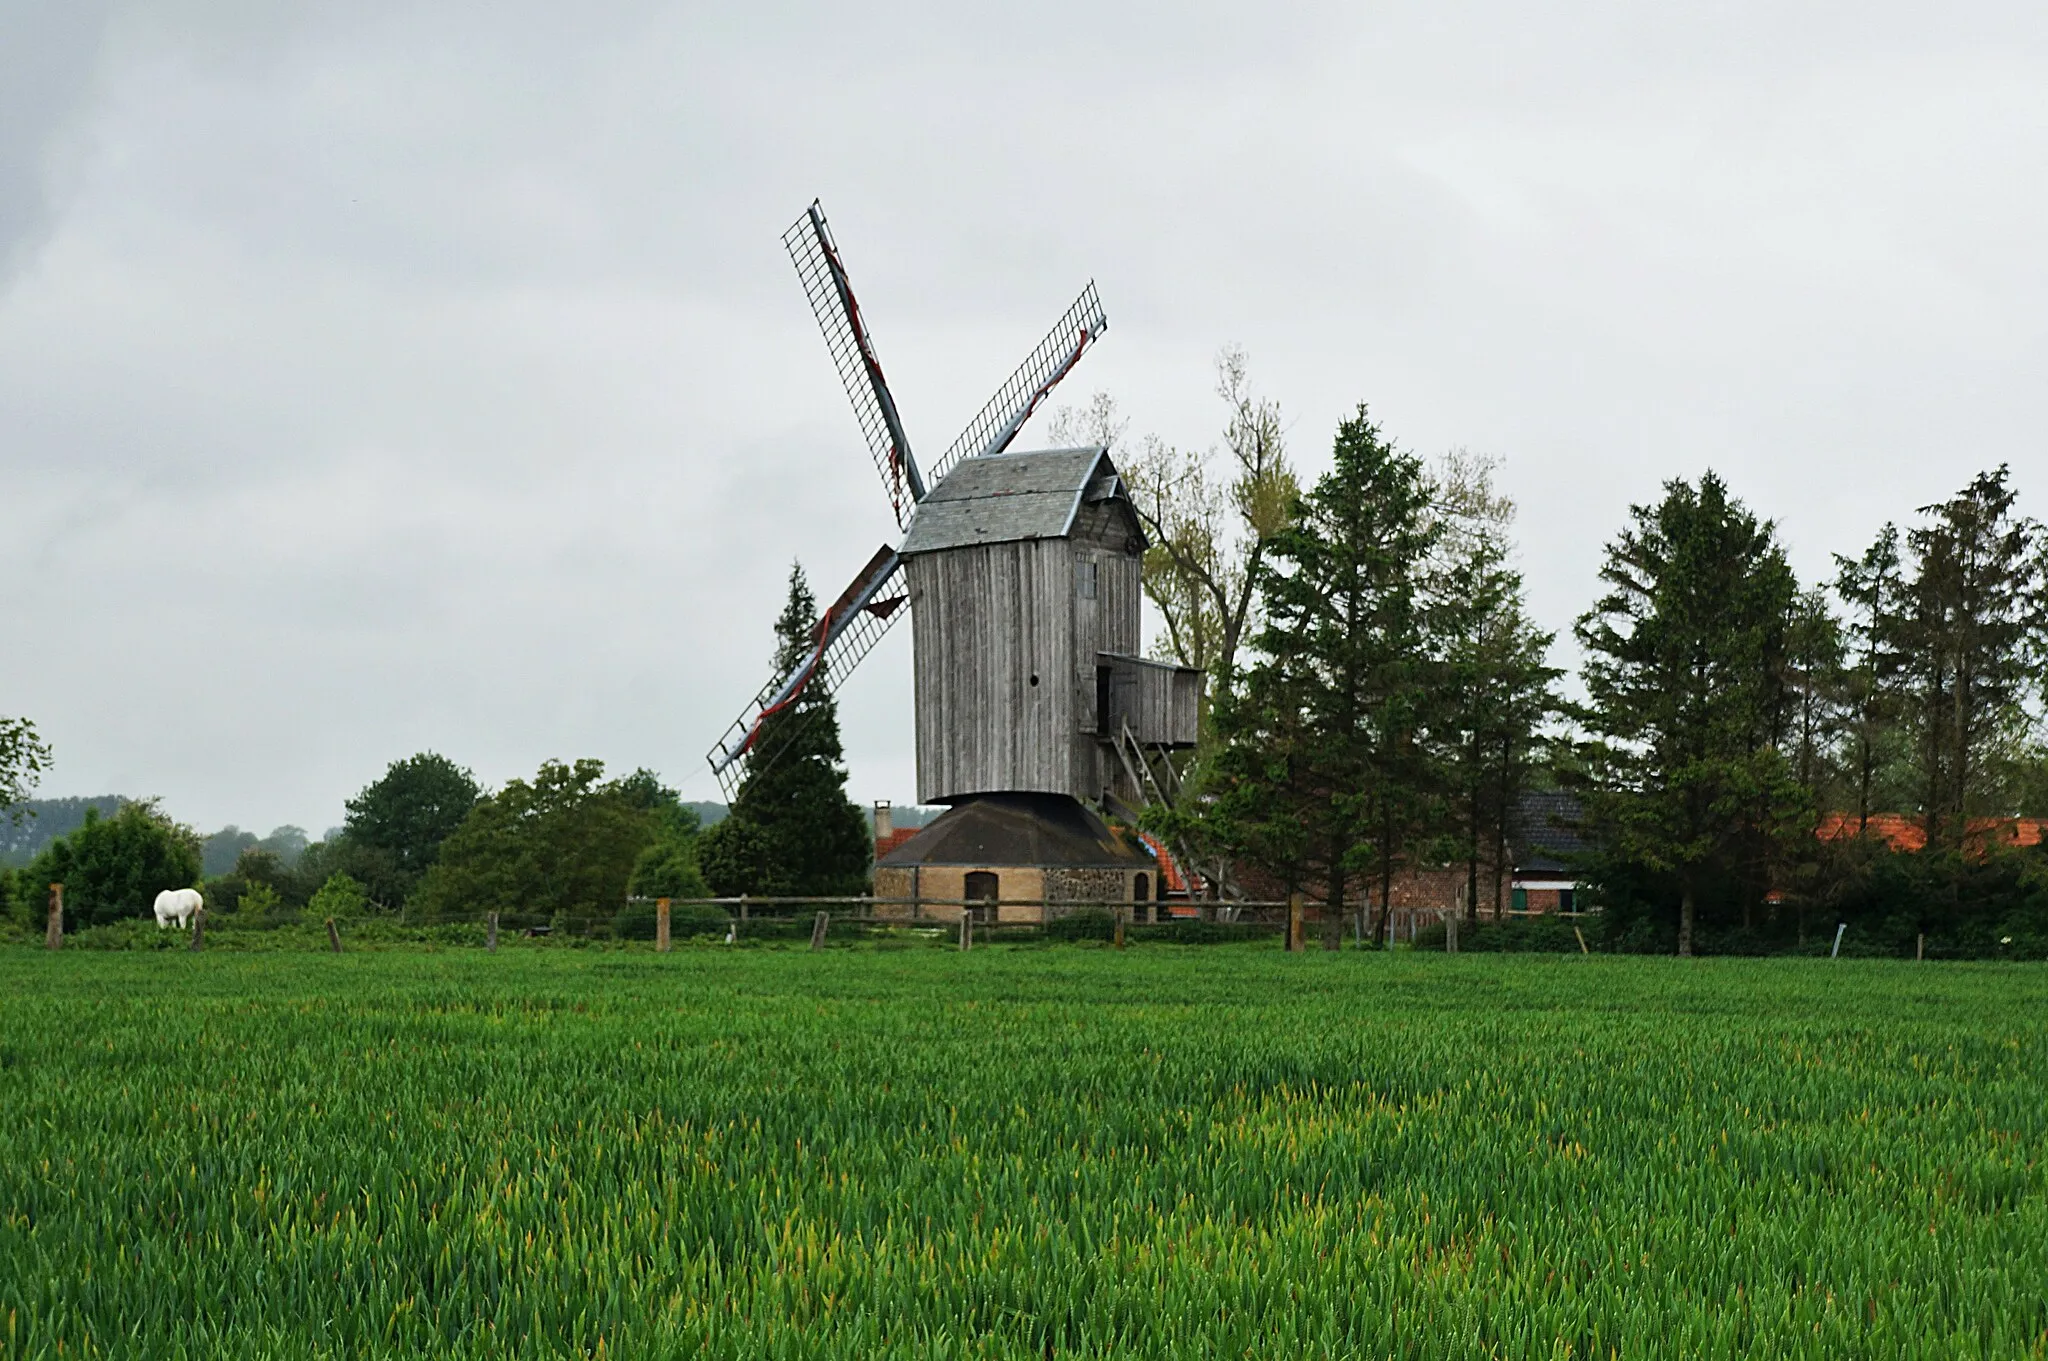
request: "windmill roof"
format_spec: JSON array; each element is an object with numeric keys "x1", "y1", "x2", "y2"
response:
[
  {"x1": 899, "y1": 446, "x2": 1127, "y2": 555},
  {"x1": 875, "y1": 792, "x2": 1153, "y2": 869}
]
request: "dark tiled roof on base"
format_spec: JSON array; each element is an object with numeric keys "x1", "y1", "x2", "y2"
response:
[{"x1": 876, "y1": 792, "x2": 1153, "y2": 869}]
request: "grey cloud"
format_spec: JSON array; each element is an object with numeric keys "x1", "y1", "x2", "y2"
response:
[{"x1": 3, "y1": 0, "x2": 2047, "y2": 832}]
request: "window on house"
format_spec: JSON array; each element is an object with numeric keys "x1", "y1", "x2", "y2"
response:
[
  {"x1": 1078, "y1": 560, "x2": 1098, "y2": 599},
  {"x1": 1558, "y1": 888, "x2": 1576, "y2": 913}
]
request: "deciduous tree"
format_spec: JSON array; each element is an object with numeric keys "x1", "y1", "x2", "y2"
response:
[
  {"x1": 342, "y1": 752, "x2": 482, "y2": 901},
  {"x1": 24, "y1": 800, "x2": 203, "y2": 929}
]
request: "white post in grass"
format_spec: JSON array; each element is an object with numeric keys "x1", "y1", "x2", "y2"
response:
[{"x1": 1831, "y1": 922, "x2": 1847, "y2": 959}]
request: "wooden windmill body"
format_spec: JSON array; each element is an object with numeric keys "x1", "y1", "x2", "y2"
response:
[{"x1": 708, "y1": 202, "x2": 1200, "y2": 911}]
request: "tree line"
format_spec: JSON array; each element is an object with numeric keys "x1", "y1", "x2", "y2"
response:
[
  {"x1": 1122, "y1": 359, "x2": 2048, "y2": 956},
  {"x1": 0, "y1": 566, "x2": 873, "y2": 938},
  {"x1": 8, "y1": 353, "x2": 2048, "y2": 957}
]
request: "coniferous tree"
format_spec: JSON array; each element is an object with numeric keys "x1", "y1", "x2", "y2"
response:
[
  {"x1": 1574, "y1": 473, "x2": 1805, "y2": 955},
  {"x1": 1886, "y1": 469, "x2": 2044, "y2": 848},
  {"x1": 1193, "y1": 408, "x2": 1439, "y2": 942},
  {"x1": 697, "y1": 564, "x2": 872, "y2": 897},
  {"x1": 1833, "y1": 528, "x2": 1908, "y2": 833},
  {"x1": 1424, "y1": 453, "x2": 1560, "y2": 922}
]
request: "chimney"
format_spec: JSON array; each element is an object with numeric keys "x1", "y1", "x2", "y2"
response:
[{"x1": 873, "y1": 800, "x2": 894, "y2": 845}]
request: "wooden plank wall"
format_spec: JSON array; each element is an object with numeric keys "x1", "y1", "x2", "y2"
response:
[{"x1": 909, "y1": 538, "x2": 1076, "y2": 801}]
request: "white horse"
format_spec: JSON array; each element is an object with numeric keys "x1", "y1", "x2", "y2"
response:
[{"x1": 154, "y1": 888, "x2": 203, "y2": 930}]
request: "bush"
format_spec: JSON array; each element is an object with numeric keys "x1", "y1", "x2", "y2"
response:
[
  {"x1": 1045, "y1": 909, "x2": 1117, "y2": 942},
  {"x1": 1414, "y1": 915, "x2": 1588, "y2": 953},
  {"x1": 307, "y1": 872, "x2": 372, "y2": 921}
]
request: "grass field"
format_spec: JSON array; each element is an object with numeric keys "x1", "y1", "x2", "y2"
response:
[{"x1": 1, "y1": 946, "x2": 2044, "y2": 1359}]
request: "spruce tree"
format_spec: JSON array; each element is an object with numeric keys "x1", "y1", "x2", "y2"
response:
[
  {"x1": 1196, "y1": 407, "x2": 1439, "y2": 942},
  {"x1": 698, "y1": 564, "x2": 873, "y2": 897},
  {"x1": 1574, "y1": 473, "x2": 1805, "y2": 955},
  {"x1": 1889, "y1": 469, "x2": 2044, "y2": 848}
]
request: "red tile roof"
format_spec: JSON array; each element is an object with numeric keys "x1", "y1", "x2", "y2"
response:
[
  {"x1": 1817, "y1": 812, "x2": 2048, "y2": 854},
  {"x1": 873, "y1": 827, "x2": 920, "y2": 860}
]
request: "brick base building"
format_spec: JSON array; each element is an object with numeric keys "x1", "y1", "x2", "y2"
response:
[{"x1": 871, "y1": 792, "x2": 1160, "y2": 923}]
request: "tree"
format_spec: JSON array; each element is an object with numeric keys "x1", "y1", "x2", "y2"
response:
[
  {"x1": 1, "y1": 715, "x2": 51, "y2": 818},
  {"x1": 203, "y1": 845, "x2": 297, "y2": 916},
  {"x1": 307, "y1": 872, "x2": 371, "y2": 921},
  {"x1": 410, "y1": 759, "x2": 667, "y2": 925},
  {"x1": 1881, "y1": 469, "x2": 2045, "y2": 848},
  {"x1": 1111, "y1": 350, "x2": 1299, "y2": 686},
  {"x1": 1423, "y1": 452, "x2": 1560, "y2": 922},
  {"x1": 24, "y1": 800, "x2": 203, "y2": 929},
  {"x1": 1833, "y1": 529, "x2": 1908, "y2": 832},
  {"x1": 1573, "y1": 473, "x2": 1805, "y2": 955},
  {"x1": 342, "y1": 753, "x2": 482, "y2": 901},
  {"x1": 1190, "y1": 406, "x2": 1439, "y2": 943},
  {"x1": 697, "y1": 564, "x2": 872, "y2": 897}
]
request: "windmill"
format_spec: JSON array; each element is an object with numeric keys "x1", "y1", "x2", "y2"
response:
[{"x1": 707, "y1": 201, "x2": 1201, "y2": 908}]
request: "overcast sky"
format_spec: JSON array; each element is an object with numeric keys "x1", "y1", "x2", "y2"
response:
[{"x1": 4, "y1": 0, "x2": 2046, "y2": 835}]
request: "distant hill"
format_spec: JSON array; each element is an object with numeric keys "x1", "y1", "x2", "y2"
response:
[{"x1": 0, "y1": 797, "x2": 125, "y2": 867}]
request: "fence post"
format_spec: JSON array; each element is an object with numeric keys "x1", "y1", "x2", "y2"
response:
[
  {"x1": 810, "y1": 910, "x2": 829, "y2": 951},
  {"x1": 189, "y1": 907, "x2": 204, "y2": 951},
  {"x1": 1574, "y1": 925, "x2": 1590, "y2": 955},
  {"x1": 487, "y1": 911, "x2": 499, "y2": 953},
  {"x1": 1831, "y1": 922, "x2": 1847, "y2": 959},
  {"x1": 1286, "y1": 893, "x2": 1303, "y2": 952},
  {"x1": 1445, "y1": 911, "x2": 1458, "y2": 954},
  {"x1": 46, "y1": 883, "x2": 62, "y2": 950},
  {"x1": 656, "y1": 898, "x2": 672, "y2": 954},
  {"x1": 1916, "y1": 932, "x2": 1924, "y2": 962},
  {"x1": 959, "y1": 907, "x2": 972, "y2": 952},
  {"x1": 1114, "y1": 903, "x2": 1126, "y2": 951},
  {"x1": 326, "y1": 918, "x2": 342, "y2": 953}
]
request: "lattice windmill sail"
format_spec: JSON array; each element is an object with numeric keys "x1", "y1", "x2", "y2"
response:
[{"x1": 708, "y1": 200, "x2": 1194, "y2": 815}]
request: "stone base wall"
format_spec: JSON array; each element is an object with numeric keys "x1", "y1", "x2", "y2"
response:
[{"x1": 871, "y1": 863, "x2": 1148, "y2": 922}]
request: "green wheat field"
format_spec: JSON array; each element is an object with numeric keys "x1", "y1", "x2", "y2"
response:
[{"x1": 2, "y1": 946, "x2": 2043, "y2": 1359}]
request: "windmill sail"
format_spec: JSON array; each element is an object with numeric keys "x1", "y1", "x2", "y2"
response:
[
  {"x1": 706, "y1": 546, "x2": 909, "y2": 801},
  {"x1": 783, "y1": 201, "x2": 926, "y2": 528},
  {"x1": 924, "y1": 282, "x2": 1108, "y2": 488}
]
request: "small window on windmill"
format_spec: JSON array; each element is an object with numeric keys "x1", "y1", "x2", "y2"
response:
[{"x1": 1078, "y1": 560, "x2": 1098, "y2": 599}]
